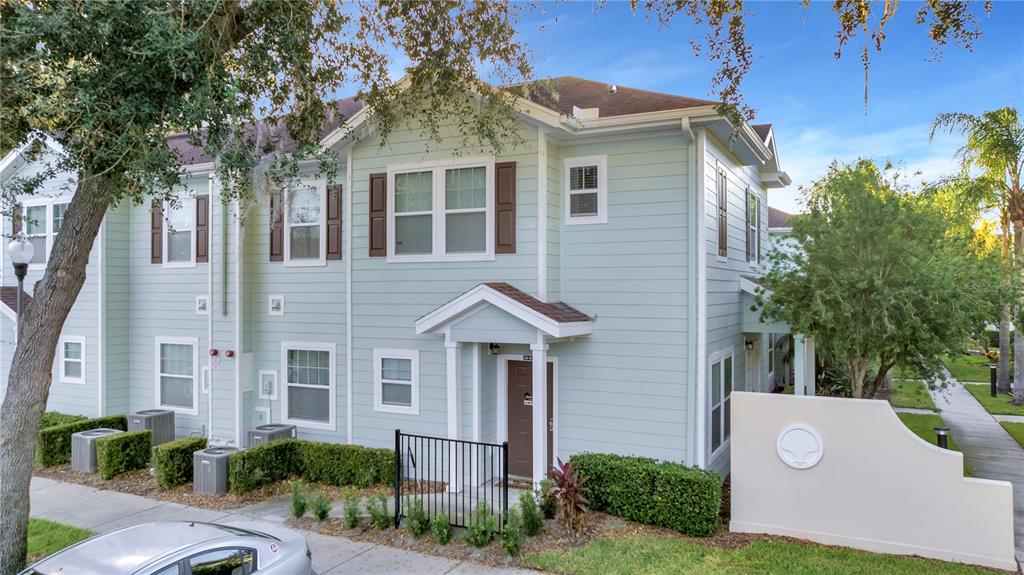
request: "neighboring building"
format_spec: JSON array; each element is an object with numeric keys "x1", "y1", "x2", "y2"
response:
[{"x1": 0, "y1": 77, "x2": 802, "y2": 480}]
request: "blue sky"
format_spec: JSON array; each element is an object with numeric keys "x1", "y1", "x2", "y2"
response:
[{"x1": 510, "y1": 1, "x2": 1024, "y2": 213}]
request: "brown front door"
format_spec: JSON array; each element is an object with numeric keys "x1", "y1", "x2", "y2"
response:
[{"x1": 507, "y1": 360, "x2": 554, "y2": 478}]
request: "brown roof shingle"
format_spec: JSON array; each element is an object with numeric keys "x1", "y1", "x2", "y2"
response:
[
  {"x1": 484, "y1": 282, "x2": 591, "y2": 323},
  {"x1": 512, "y1": 76, "x2": 717, "y2": 118},
  {"x1": 768, "y1": 206, "x2": 793, "y2": 228},
  {"x1": 0, "y1": 286, "x2": 30, "y2": 313}
]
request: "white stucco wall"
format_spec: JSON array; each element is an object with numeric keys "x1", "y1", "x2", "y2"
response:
[{"x1": 730, "y1": 392, "x2": 1016, "y2": 571}]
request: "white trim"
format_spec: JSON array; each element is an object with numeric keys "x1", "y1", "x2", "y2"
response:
[
  {"x1": 268, "y1": 294, "x2": 285, "y2": 316},
  {"x1": 537, "y1": 132, "x2": 548, "y2": 301},
  {"x1": 373, "y1": 348, "x2": 420, "y2": 416},
  {"x1": 385, "y1": 157, "x2": 496, "y2": 263},
  {"x1": 345, "y1": 149, "x2": 353, "y2": 444},
  {"x1": 496, "y1": 352, "x2": 559, "y2": 479},
  {"x1": 283, "y1": 179, "x2": 328, "y2": 267},
  {"x1": 207, "y1": 174, "x2": 216, "y2": 440},
  {"x1": 257, "y1": 369, "x2": 278, "y2": 401},
  {"x1": 58, "y1": 335, "x2": 86, "y2": 385},
  {"x1": 415, "y1": 283, "x2": 592, "y2": 339},
  {"x1": 280, "y1": 341, "x2": 337, "y2": 431},
  {"x1": 162, "y1": 194, "x2": 197, "y2": 268},
  {"x1": 472, "y1": 343, "x2": 481, "y2": 442},
  {"x1": 235, "y1": 200, "x2": 244, "y2": 446},
  {"x1": 708, "y1": 346, "x2": 735, "y2": 459},
  {"x1": 695, "y1": 128, "x2": 708, "y2": 468},
  {"x1": 195, "y1": 295, "x2": 210, "y2": 315},
  {"x1": 563, "y1": 155, "x2": 608, "y2": 226},
  {"x1": 97, "y1": 214, "x2": 106, "y2": 415},
  {"x1": 154, "y1": 336, "x2": 200, "y2": 416}
]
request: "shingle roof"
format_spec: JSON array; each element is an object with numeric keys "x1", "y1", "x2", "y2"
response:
[
  {"x1": 484, "y1": 282, "x2": 591, "y2": 323},
  {"x1": 513, "y1": 76, "x2": 717, "y2": 118},
  {"x1": 768, "y1": 206, "x2": 793, "y2": 228},
  {"x1": 0, "y1": 286, "x2": 30, "y2": 313}
]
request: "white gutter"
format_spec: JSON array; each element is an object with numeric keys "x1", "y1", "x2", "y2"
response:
[
  {"x1": 537, "y1": 130, "x2": 548, "y2": 301},
  {"x1": 345, "y1": 149, "x2": 353, "y2": 444}
]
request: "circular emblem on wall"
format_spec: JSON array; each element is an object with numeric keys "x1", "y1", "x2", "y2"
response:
[{"x1": 776, "y1": 424, "x2": 823, "y2": 470}]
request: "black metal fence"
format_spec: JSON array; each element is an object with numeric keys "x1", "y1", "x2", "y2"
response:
[{"x1": 394, "y1": 429, "x2": 508, "y2": 530}]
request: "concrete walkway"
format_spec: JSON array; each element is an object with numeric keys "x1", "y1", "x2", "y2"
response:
[
  {"x1": 29, "y1": 477, "x2": 530, "y2": 575},
  {"x1": 926, "y1": 376, "x2": 1024, "y2": 568}
]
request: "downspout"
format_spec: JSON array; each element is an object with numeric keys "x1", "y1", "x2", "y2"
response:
[
  {"x1": 207, "y1": 174, "x2": 215, "y2": 440},
  {"x1": 537, "y1": 130, "x2": 548, "y2": 301},
  {"x1": 97, "y1": 215, "x2": 105, "y2": 416},
  {"x1": 345, "y1": 149, "x2": 353, "y2": 444},
  {"x1": 694, "y1": 128, "x2": 708, "y2": 469}
]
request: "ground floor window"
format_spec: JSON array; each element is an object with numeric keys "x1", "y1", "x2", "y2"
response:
[
  {"x1": 709, "y1": 348, "x2": 734, "y2": 454},
  {"x1": 373, "y1": 348, "x2": 419, "y2": 415},
  {"x1": 59, "y1": 335, "x2": 85, "y2": 384},
  {"x1": 155, "y1": 337, "x2": 198, "y2": 414},
  {"x1": 281, "y1": 342, "x2": 335, "y2": 430}
]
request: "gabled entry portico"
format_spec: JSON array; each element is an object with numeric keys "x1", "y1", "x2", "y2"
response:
[{"x1": 415, "y1": 282, "x2": 592, "y2": 486}]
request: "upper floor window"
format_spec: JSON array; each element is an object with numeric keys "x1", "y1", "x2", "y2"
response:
[
  {"x1": 22, "y1": 200, "x2": 69, "y2": 266},
  {"x1": 164, "y1": 196, "x2": 195, "y2": 265},
  {"x1": 286, "y1": 183, "x2": 326, "y2": 264},
  {"x1": 59, "y1": 335, "x2": 85, "y2": 385},
  {"x1": 716, "y1": 164, "x2": 728, "y2": 258},
  {"x1": 387, "y1": 160, "x2": 494, "y2": 262},
  {"x1": 746, "y1": 188, "x2": 760, "y2": 263},
  {"x1": 564, "y1": 155, "x2": 607, "y2": 225}
]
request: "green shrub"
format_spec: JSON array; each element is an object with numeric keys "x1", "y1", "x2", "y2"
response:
[
  {"x1": 431, "y1": 511, "x2": 452, "y2": 544},
  {"x1": 342, "y1": 490, "x2": 361, "y2": 528},
  {"x1": 37, "y1": 415, "x2": 128, "y2": 467},
  {"x1": 465, "y1": 501, "x2": 498, "y2": 548},
  {"x1": 519, "y1": 491, "x2": 543, "y2": 536},
  {"x1": 95, "y1": 430, "x2": 151, "y2": 480},
  {"x1": 405, "y1": 498, "x2": 430, "y2": 538},
  {"x1": 40, "y1": 412, "x2": 87, "y2": 429},
  {"x1": 152, "y1": 436, "x2": 206, "y2": 490},
  {"x1": 310, "y1": 492, "x2": 332, "y2": 521},
  {"x1": 368, "y1": 494, "x2": 391, "y2": 529},
  {"x1": 501, "y1": 510, "x2": 524, "y2": 556},
  {"x1": 290, "y1": 482, "x2": 307, "y2": 518},
  {"x1": 227, "y1": 439, "x2": 301, "y2": 494},
  {"x1": 298, "y1": 442, "x2": 394, "y2": 487},
  {"x1": 538, "y1": 479, "x2": 556, "y2": 520},
  {"x1": 570, "y1": 453, "x2": 721, "y2": 537}
]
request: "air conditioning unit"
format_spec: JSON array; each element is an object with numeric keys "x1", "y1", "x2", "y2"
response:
[
  {"x1": 193, "y1": 446, "x2": 239, "y2": 496},
  {"x1": 128, "y1": 409, "x2": 175, "y2": 446},
  {"x1": 246, "y1": 423, "x2": 296, "y2": 447},
  {"x1": 71, "y1": 428, "x2": 123, "y2": 473}
]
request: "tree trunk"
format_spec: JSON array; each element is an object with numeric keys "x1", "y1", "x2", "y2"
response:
[
  {"x1": 0, "y1": 175, "x2": 110, "y2": 575},
  {"x1": 999, "y1": 306, "x2": 1011, "y2": 393},
  {"x1": 1014, "y1": 221, "x2": 1024, "y2": 406},
  {"x1": 849, "y1": 360, "x2": 868, "y2": 399}
]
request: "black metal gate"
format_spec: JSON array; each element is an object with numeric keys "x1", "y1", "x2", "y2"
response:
[{"x1": 394, "y1": 429, "x2": 509, "y2": 530}]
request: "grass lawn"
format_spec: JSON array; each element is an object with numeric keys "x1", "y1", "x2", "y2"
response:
[
  {"x1": 941, "y1": 355, "x2": 993, "y2": 383},
  {"x1": 27, "y1": 518, "x2": 93, "y2": 562},
  {"x1": 895, "y1": 413, "x2": 970, "y2": 475},
  {"x1": 1000, "y1": 421, "x2": 1024, "y2": 449},
  {"x1": 963, "y1": 384, "x2": 1024, "y2": 416},
  {"x1": 523, "y1": 533, "x2": 999, "y2": 575},
  {"x1": 888, "y1": 379, "x2": 939, "y2": 411}
]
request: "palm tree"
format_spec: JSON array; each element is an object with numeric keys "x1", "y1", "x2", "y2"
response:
[{"x1": 932, "y1": 108, "x2": 1024, "y2": 404}]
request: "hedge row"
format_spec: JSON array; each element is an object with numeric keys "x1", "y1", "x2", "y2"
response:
[
  {"x1": 37, "y1": 415, "x2": 128, "y2": 467},
  {"x1": 153, "y1": 436, "x2": 208, "y2": 490},
  {"x1": 570, "y1": 453, "x2": 721, "y2": 537},
  {"x1": 40, "y1": 412, "x2": 88, "y2": 429},
  {"x1": 96, "y1": 430, "x2": 152, "y2": 480},
  {"x1": 228, "y1": 439, "x2": 394, "y2": 494}
]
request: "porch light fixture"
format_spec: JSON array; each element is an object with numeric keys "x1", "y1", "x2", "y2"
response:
[
  {"x1": 744, "y1": 339, "x2": 755, "y2": 351},
  {"x1": 7, "y1": 233, "x2": 34, "y2": 318},
  {"x1": 488, "y1": 343, "x2": 501, "y2": 356}
]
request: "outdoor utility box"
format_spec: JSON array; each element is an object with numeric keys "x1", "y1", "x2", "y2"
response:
[
  {"x1": 246, "y1": 423, "x2": 296, "y2": 447},
  {"x1": 71, "y1": 428, "x2": 123, "y2": 473},
  {"x1": 193, "y1": 446, "x2": 239, "y2": 496},
  {"x1": 128, "y1": 409, "x2": 175, "y2": 446}
]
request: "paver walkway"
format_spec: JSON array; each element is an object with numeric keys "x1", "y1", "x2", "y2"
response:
[
  {"x1": 926, "y1": 375, "x2": 1024, "y2": 569},
  {"x1": 29, "y1": 476, "x2": 530, "y2": 575}
]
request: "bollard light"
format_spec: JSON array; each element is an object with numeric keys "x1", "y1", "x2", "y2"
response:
[
  {"x1": 989, "y1": 363, "x2": 998, "y2": 398},
  {"x1": 934, "y1": 426, "x2": 951, "y2": 450}
]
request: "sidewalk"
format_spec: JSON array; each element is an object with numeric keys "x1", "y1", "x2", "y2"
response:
[
  {"x1": 927, "y1": 375, "x2": 1024, "y2": 568},
  {"x1": 29, "y1": 476, "x2": 530, "y2": 575}
]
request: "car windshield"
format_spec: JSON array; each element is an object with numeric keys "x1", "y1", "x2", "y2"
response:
[{"x1": 207, "y1": 524, "x2": 278, "y2": 541}]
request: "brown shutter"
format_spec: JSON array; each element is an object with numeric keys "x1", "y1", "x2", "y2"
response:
[
  {"x1": 745, "y1": 191, "x2": 752, "y2": 262},
  {"x1": 150, "y1": 201, "x2": 163, "y2": 264},
  {"x1": 368, "y1": 173, "x2": 387, "y2": 257},
  {"x1": 12, "y1": 204, "x2": 22, "y2": 237},
  {"x1": 495, "y1": 162, "x2": 516, "y2": 254},
  {"x1": 326, "y1": 183, "x2": 343, "y2": 260},
  {"x1": 195, "y1": 195, "x2": 209, "y2": 263},
  {"x1": 269, "y1": 187, "x2": 283, "y2": 262}
]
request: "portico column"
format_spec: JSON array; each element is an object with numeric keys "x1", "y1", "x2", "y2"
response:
[
  {"x1": 793, "y1": 334, "x2": 816, "y2": 396},
  {"x1": 445, "y1": 338, "x2": 462, "y2": 492},
  {"x1": 531, "y1": 338, "x2": 548, "y2": 487}
]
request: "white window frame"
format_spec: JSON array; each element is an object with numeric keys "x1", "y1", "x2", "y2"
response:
[
  {"x1": 283, "y1": 179, "x2": 328, "y2": 267},
  {"x1": 373, "y1": 348, "x2": 420, "y2": 415},
  {"x1": 280, "y1": 341, "x2": 336, "y2": 430},
  {"x1": 747, "y1": 187, "x2": 760, "y2": 264},
  {"x1": 386, "y1": 158, "x2": 495, "y2": 263},
  {"x1": 21, "y1": 198, "x2": 71, "y2": 268},
  {"x1": 563, "y1": 155, "x2": 608, "y2": 226},
  {"x1": 58, "y1": 335, "x2": 86, "y2": 385},
  {"x1": 154, "y1": 336, "x2": 199, "y2": 415},
  {"x1": 258, "y1": 369, "x2": 278, "y2": 401},
  {"x1": 162, "y1": 194, "x2": 196, "y2": 268},
  {"x1": 195, "y1": 295, "x2": 209, "y2": 315},
  {"x1": 708, "y1": 347, "x2": 734, "y2": 457},
  {"x1": 268, "y1": 294, "x2": 285, "y2": 316}
]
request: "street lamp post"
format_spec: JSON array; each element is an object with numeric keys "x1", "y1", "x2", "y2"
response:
[{"x1": 7, "y1": 234, "x2": 34, "y2": 323}]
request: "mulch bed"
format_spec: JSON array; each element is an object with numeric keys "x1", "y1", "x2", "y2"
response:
[{"x1": 33, "y1": 465, "x2": 390, "y2": 511}]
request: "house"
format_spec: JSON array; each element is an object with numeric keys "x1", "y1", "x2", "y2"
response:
[{"x1": 0, "y1": 77, "x2": 806, "y2": 481}]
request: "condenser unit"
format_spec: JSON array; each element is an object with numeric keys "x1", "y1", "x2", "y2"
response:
[
  {"x1": 128, "y1": 409, "x2": 175, "y2": 446},
  {"x1": 71, "y1": 428, "x2": 123, "y2": 473},
  {"x1": 193, "y1": 446, "x2": 239, "y2": 496},
  {"x1": 246, "y1": 423, "x2": 296, "y2": 447}
]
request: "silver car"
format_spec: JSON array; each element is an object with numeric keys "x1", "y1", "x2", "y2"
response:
[{"x1": 19, "y1": 521, "x2": 313, "y2": 575}]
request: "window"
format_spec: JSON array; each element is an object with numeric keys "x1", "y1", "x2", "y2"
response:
[
  {"x1": 21, "y1": 200, "x2": 68, "y2": 265},
  {"x1": 187, "y1": 548, "x2": 255, "y2": 575},
  {"x1": 373, "y1": 348, "x2": 419, "y2": 415},
  {"x1": 164, "y1": 196, "x2": 195, "y2": 265},
  {"x1": 285, "y1": 182, "x2": 326, "y2": 264},
  {"x1": 564, "y1": 156, "x2": 608, "y2": 225},
  {"x1": 716, "y1": 165, "x2": 728, "y2": 258},
  {"x1": 388, "y1": 160, "x2": 494, "y2": 261},
  {"x1": 59, "y1": 336, "x2": 85, "y2": 384},
  {"x1": 768, "y1": 333, "x2": 776, "y2": 375},
  {"x1": 281, "y1": 342, "x2": 335, "y2": 430},
  {"x1": 709, "y1": 349, "x2": 733, "y2": 454},
  {"x1": 155, "y1": 337, "x2": 198, "y2": 414},
  {"x1": 152, "y1": 565, "x2": 182, "y2": 575},
  {"x1": 746, "y1": 188, "x2": 760, "y2": 263}
]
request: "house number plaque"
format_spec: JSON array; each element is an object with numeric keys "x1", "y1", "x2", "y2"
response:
[{"x1": 523, "y1": 392, "x2": 533, "y2": 406}]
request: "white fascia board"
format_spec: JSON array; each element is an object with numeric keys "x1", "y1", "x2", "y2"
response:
[
  {"x1": 0, "y1": 134, "x2": 66, "y2": 178},
  {"x1": 739, "y1": 276, "x2": 762, "y2": 296},
  {"x1": 415, "y1": 284, "x2": 592, "y2": 338}
]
